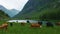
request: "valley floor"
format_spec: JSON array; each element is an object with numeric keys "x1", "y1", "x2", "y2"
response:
[{"x1": 0, "y1": 20, "x2": 60, "y2": 34}]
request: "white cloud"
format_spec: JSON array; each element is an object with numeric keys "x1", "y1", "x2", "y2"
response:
[{"x1": 0, "y1": 0, "x2": 28, "y2": 11}]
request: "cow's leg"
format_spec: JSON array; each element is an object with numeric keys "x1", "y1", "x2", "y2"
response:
[{"x1": 4, "y1": 27, "x2": 8, "y2": 32}]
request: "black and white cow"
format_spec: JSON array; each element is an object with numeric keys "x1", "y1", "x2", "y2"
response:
[{"x1": 46, "y1": 21, "x2": 54, "y2": 27}]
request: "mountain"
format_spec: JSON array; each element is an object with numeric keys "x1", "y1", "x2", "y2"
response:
[
  {"x1": 0, "y1": 5, "x2": 6, "y2": 10},
  {"x1": 9, "y1": 9, "x2": 20, "y2": 17},
  {"x1": 14, "y1": 0, "x2": 60, "y2": 20},
  {"x1": 0, "y1": 10, "x2": 9, "y2": 19},
  {"x1": 0, "y1": 5, "x2": 12, "y2": 17},
  {"x1": 0, "y1": 5, "x2": 20, "y2": 17}
]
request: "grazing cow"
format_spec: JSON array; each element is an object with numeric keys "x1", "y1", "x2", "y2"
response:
[
  {"x1": 21, "y1": 22, "x2": 26, "y2": 26},
  {"x1": 27, "y1": 20, "x2": 30, "y2": 23},
  {"x1": 46, "y1": 21, "x2": 53, "y2": 27},
  {"x1": 2, "y1": 23, "x2": 8, "y2": 29},
  {"x1": 0, "y1": 26, "x2": 4, "y2": 29},
  {"x1": 10, "y1": 23, "x2": 13, "y2": 26},
  {"x1": 38, "y1": 21, "x2": 42, "y2": 25},
  {"x1": 0, "y1": 22, "x2": 8, "y2": 31},
  {"x1": 31, "y1": 23, "x2": 42, "y2": 28},
  {"x1": 55, "y1": 22, "x2": 60, "y2": 26}
]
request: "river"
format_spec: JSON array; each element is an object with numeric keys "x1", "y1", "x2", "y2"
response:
[
  {"x1": 7, "y1": 20, "x2": 38, "y2": 23},
  {"x1": 7, "y1": 20, "x2": 48, "y2": 25}
]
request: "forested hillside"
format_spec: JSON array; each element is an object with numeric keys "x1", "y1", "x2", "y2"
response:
[
  {"x1": 0, "y1": 10, "x2": 9, "y2": 19},
  {"x1": 14, "y1": 0, "x2": 60, "y2": 20}
]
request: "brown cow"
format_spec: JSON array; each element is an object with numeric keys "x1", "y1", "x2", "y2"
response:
[
  {"x1": 0, "y1": 26, "x2": 4, "y2": 29},
  {"x1": 30, "y1": 23, "x2": 42, "y2": 28},
  {"x1": 0, "y1": 22, "x2": 8, "y2": 31},
  {"x1": 21, "y1": 22, "x2": 26, "y2": 26},
  {"x1": 2, "y1": 23, "x2": 8, "y2": 28},
  {"x1": 55, "y1": 22, "x2": 60, "y2": 26}
]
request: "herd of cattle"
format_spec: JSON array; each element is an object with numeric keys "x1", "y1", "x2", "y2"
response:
[{"x1": 0, "y1": 20, "x2": 60, "y2": 31}]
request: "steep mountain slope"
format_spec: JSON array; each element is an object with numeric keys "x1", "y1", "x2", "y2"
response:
[
  {"x1": 0, "y1": 5, "x2": 20, "y2": 17},
  {"x1": 9, "y1": 9, "x2": 20, "y2": 17},
  {"x1": 0, "y1": 10, "x2": 9, "y2": 19},
  {"x1": 14, "y1": 0, "x2": 60, "y2": 20},
  {"x1": 0, "y1": 5, "x2": 10, "y2": 17}
]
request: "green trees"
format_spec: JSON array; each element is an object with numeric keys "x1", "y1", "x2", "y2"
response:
[
  {"x1": 0, "y1": 10, "x2": 9, "y2": 18},
  {"x1": 39, "y1": 8, "x2": 60, "y2": 20}
]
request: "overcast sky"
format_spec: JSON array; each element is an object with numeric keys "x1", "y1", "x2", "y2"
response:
[{"x1": 0, "y1": 0, "x2": 28, "y2": 11}]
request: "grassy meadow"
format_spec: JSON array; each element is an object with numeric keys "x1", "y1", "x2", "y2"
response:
[{"x1": 0, "y1": 20, "x2": 60, "y2": 34}]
